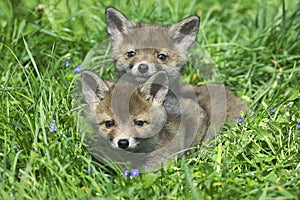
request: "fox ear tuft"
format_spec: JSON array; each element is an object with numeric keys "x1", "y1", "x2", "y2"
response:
[
  {"x1": 81, "y1": 71, "x2": 110, "y2": 104},
  {"x1": 140, "y1": 72, "x2": 169, "y2": 104},
  {"x1": 105, "y1": 7, "x2": 135, "y2": 42},
  {"x1": 169, "y1": 15, "x2": 200, "y2": 51}
]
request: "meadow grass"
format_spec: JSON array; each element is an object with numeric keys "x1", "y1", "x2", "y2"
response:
[{"x1": 0, "y1": 0, "x2": 299, "y2": 199}]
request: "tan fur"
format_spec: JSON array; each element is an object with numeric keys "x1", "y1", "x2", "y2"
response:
[{"x1": 194, "y1": 85, "x2": 247, "y2": 140}]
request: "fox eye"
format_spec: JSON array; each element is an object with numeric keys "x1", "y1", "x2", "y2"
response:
[
  {"x1": 157, "y1": 53, "x2": 167, "y2": 61},
  {"x1": 134, "y1": 120, "x2": 145, "y2": 127},
  {"x1": 104, "y1": 120, "x2": 115, "y2": 128},
  {"x1": 127, "y1": 51, "x2": 136, "y2": 58}
]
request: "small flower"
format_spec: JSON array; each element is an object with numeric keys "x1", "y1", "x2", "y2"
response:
[
  {"x1": 74, "y1": 65, "x2": 82, "y2": 73},
  {"x1": 123, "y1": 169, "x2": 140, "y2": 178},
  {"x1": 49, "y1": 122, "x2": 58, "y2": 132},
  {"x1": 130, "y1": 169, "x2": 139, "y2": 177},
  {"x1": 87, "y1": 167, "x2": 94, "y2": 174},
  {"x1": 237, "y1": 118, "x2": 244, "y2": 123},
  {"x1": 14, "y1": 145, "x2": 20, "y2": 150},
  {"x1": 297, "y1": 122, "x2": 300, "y2": 130},
  {"x1": 123, "y1": 170, "x2": 130, "y2": 179},
  {"x1": 286, "y1": 102, "x2": 292, "y2": 107},
  {"x1": 269, "y1": 109, "x2": 275, "y2": 114},
  {"x1": 62, "y1": 59, "x2": 71, "y2": 68}
]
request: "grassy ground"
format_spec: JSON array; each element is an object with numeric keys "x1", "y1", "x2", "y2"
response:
[{"x1": 0, "y1": 0, "x2": 299, "y2": 199}]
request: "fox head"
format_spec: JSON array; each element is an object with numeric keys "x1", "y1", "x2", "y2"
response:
[
  {"x1": 81, "y1": 71, "x2": 169, "y2": 153},
  {"x1": 105, "y1": 7, "x2": 200, "y2": 82}
]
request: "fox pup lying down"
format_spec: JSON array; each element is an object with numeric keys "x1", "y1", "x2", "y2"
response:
[{"x1": 81, "y1": 71, "x2": 208, "y2": 171}]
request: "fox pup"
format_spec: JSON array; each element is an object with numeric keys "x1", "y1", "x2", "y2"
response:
[
  {"x1": 81, "y1": 71, "x2": 208, "y2": 171},
  {"x1": 105, "y1": 6, "x2": 199, "y2": 83},
  {"x1": 105, "y1": 7, "x2": 247, "y2": 140}
]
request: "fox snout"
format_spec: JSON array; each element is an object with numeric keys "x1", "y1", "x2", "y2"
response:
[
  {"x1": 137, "y1": 64, "x2": 149, "y2": 74},
  {"x1": 129, "y1": 62, "x2": 152, "y2": 74},
  {"x1": 127, "y1": 60, "x2": 158, "y2": 78},
  {"x1": 117, "y1": 139, "x2": 130, "y2": 149},
  {"x1": 110, "y1": 137, "x2": 137, "y2": 150}
]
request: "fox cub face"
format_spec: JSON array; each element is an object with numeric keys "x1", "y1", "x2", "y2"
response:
[
  {"x1": 81, "y1": 71, "x2": 169, "y2": 153},
  {"x1": 105, "y1": 7, "x2": 200, "y2": 82}
]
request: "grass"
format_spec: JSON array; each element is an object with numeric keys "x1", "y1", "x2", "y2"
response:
[{"x1": 0, "y1": 0, "x2": 299, "y2": 199}]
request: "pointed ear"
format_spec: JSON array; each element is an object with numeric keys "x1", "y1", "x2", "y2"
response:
[
  {"x1": 105, "y1": 7, "x2": 135, "y2": 42},
  {"x1": 139, "y1": 72, "x2": 169, "y2": 105},
  {"x1": 169, "y1": 15, "x2": 200, "y2": 51},
  {"x1": 80, "y1": 71, "x2": 110, "y2": 105}
]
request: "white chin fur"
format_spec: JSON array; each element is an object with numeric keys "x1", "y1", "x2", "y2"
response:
[{"x1": 134, "y1": 76, "x2": 149, "y2": 83}]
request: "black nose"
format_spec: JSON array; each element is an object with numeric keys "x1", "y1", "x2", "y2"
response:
[
  {"x1": 118, "y1": 139, "x2": 129, "y2": 149},
  {"x1": 138, "y1": 64, "x2": 149, "y2": 74}
]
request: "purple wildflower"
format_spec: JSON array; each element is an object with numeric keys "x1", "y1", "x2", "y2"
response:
[
  {"x1": 124, "y1": 169, "x2": 139, "y2": 178},
  {"x1": 124, "y1": 170, "x2": 130, "y2": 179},
  {"x1": 269, "y1": 109, "x2": 275, "y2": 114},
  {"x1": 237, "y1": 118, "x2": 244, "y2": 123},
  {"x1": 74, "y1": 65, "x2": 82, "y2": 73},
  {"x1": 130, "y1": 169, "x2": 139, "y2": 177},
  {"x1": 297, "y1": 122, "x2": 300, "y2": 130},
  {"x1": 14, "y1": 145, "x2": 20, "y2": 150},
  {"x1": 87, "y1": 167, "x2": 94, "y2": 174},
  {"x1": 49, "y1": 122, "x2": 58, "y2": 132}
]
